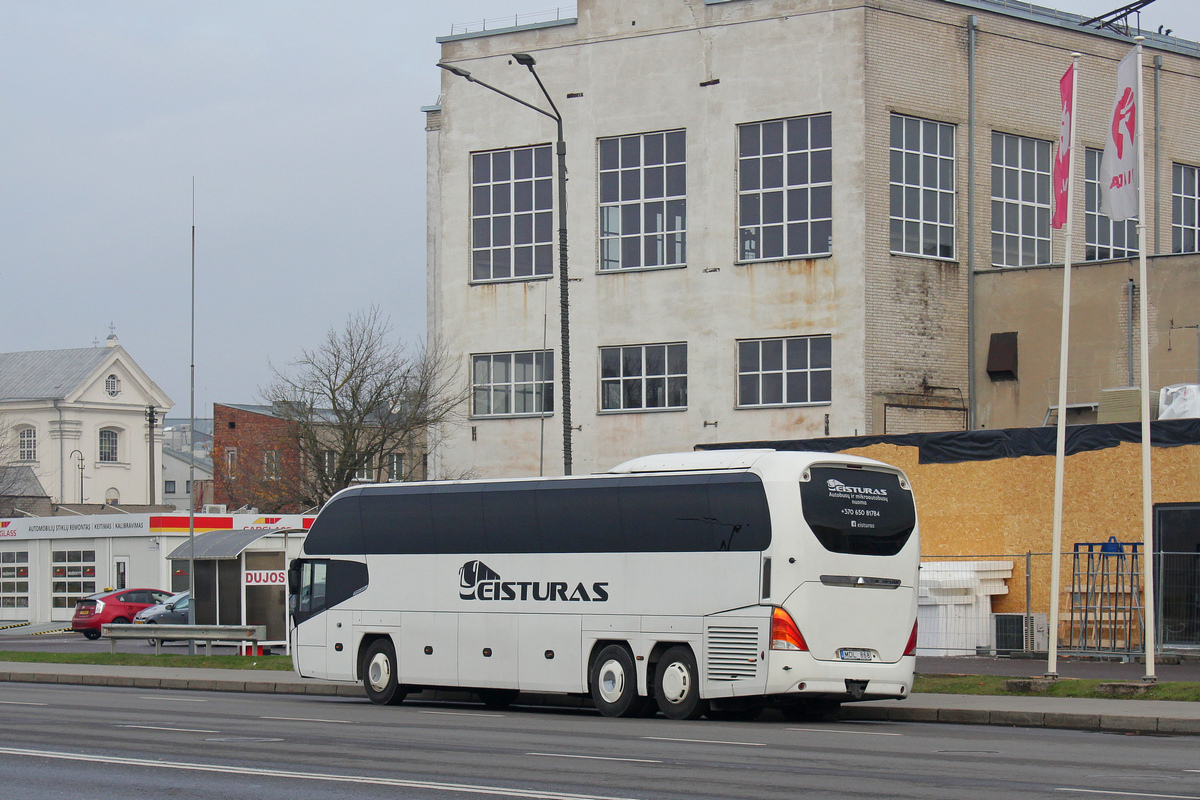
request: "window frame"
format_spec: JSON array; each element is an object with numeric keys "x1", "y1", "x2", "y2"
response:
[
  {"x1": 17, "y1": 427, "x2": 36, "y2": 462},
  {"x1": 263, "y1": 450, "x2": 281, "y2": 481},
  {"x1": 991, "y1": 131, "x2": 1052, "y2": 267},
  {"x1": 889, "y1": 114, "x2": 956, "y2": 260},
  {"x1": 1085, "y1": 147, "x2": 1139, "y2": 261},
  {"x1": 738, "y1": 113, "x2": 833, "y2": 262},
  {"x1": 471, "y1": 350, "x2": 555, "y2": 418},
  {"x1": 599, "y1": 342, "x2": 688, "y2": 413},
  {"x1": 598, "y1": 129, "x2": 687, "y2": 272},
  {"x1": 736, "y1": 334, "x2": 833, "y2": 408},
  {"x1": 1173, "y1": 162, "x2": 1200, "y2": 254},
  {"x1": 470, "y1": 143, "x2": 555, "y2": 283},
  {"x1": 98, "y1": 428, "x2": 120, "y2": 463}
]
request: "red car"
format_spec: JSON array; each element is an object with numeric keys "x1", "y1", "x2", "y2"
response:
[{"x1": 72, "y1": 588, "x2": 173, "y2": 640}]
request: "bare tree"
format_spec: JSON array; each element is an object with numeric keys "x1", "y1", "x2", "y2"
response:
[{"x1": 260, "y1": 307, "x2": 465, "y2": 508}]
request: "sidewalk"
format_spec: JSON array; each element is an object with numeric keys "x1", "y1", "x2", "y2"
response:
[{"x1": 1, "y1": 660, "x2": 1196, "y2": 735}]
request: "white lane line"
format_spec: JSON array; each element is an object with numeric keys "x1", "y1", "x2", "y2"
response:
[
  {"x1": 261, "y1": 716, "x2": 357, "y2": 725},
  {"x1": 117, "y1": 724, "x2": 220, "y2": 734},
  {"x1": 0, "y1": 701, "x2": 48, "y2": 706},
  {"x1": 419, "y1": 710, "x2": 506, "y2": 718},
  {"x1": 136, "y1": 696, "x2": 208, "y2": 702},
  {"x1": 642, "y1": 736, "x2": 765, "y2": 747},
  {"x1": 0, "y1": 747, "x2": 645, "y2": 800},
  {"x1": 786, "y1": 727, "x2": 902, "y2": 736},
  {"x1": 527, "y1": 752, "x2": 662, "y2": 764},
  {"x1": 1056, "y1": 789, "x2": 1200, "y2": 799}
]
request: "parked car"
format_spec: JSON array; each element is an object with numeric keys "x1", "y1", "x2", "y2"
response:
[
  {"x1": 72, "y1": 588, "x2": 173, "y2": 640},
  {"x1": 134, "y1": 592, "x2": 190, "y2": 643}
]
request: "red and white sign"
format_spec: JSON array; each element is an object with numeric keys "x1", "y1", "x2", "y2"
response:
[
  {"x1": 244, "y1": 570, "x2": 287, "y2": 586},
  {"x1": 1100, "y1": 46, "x2": 1140, "y2": 222},
  {"x1": 1051, "y1": 63, "x2": 1074, "y2": 230}
]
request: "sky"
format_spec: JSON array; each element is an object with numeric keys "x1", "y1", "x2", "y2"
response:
[{"x1": 2, "y1": 0, "x2": 1197, "y2": 417}]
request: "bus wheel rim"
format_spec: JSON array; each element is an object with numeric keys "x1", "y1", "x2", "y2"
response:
[
  {"x1": 597, "y1": 659, "x2": 625, "y2": 704},
  {"x1": 661, "y1": 662, "x2": 690, "y2": 704},
  {"x1": 368, "y1": 653, "x2": 392, "y2": 692}
]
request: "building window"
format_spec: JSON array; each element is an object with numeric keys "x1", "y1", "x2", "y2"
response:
[
  {"x1": 737, "y1": 335, "x2": 832, "y2": 407},
  {"x1": 1173, "y1": 163, "x2": 1200, "y2": 254},
  {"x1": 739, "y1": 114, "x2": 832, "y2": 261},
  {"x1": 472, "y1": 351, "x2": 554, "y2": 416},
  {"x1": 51, "y1": 550, "x2": 96, "y2": 609},
  {"x1": 17, "y1": 427, "x2": 36, "y2": 461},
  {"x1": 225, "y1": 446, "x2": 237, "y2": 478},
  {"x1": 991, "y1": 132, "x2": 1051, "y2": 267},
  {"x1": 263, "y1": 450, "x2": 281, "y2": 481},
  {"x1": 388, "y1": 453, "x2": 403, "y2": 482},
  {"x1": 0, "y1": 551, "x2": 29, "y2": 609},
  {"x1": 600, "y1": 343, "x2": 687, "y2": 411},
  {"x1": 599, "y1": 130, "x2": 686, "y2": 270},
  {"x1": 472, "y1": 144, "x2": 554, "y2": 281},
  {"x1": 105, "y1": 374, "x2": 121, "y2": 398},
  {"x1": 99, "y1": 429, "x2": 119, "y2": 463},
  {"x1": 321, "y1": 450, "x2": 336, "y2": 478},
  {"x1": 890, "y1": 114, "x2": 955, "y2": 259},
  {"x1": 165, "y1": 480, "x2": 177, "y2": 494},
  {"x1": 1086, "y1": 148, "x2": 1139, "y2": 261}
]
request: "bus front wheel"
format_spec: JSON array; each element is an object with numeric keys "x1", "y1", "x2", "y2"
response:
[
  {"x1": 363, "y1": 639, "x2": 407, "y2": 706},
  {"x1": 590, "y1": 644, "x2": 643, "y2": 718},
  {"x1": 654, "y1": 646, "x2": 707, "y2": 720}
]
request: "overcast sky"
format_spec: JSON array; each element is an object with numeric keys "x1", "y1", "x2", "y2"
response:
[{"x1": 2, "y1": 0, "x2": 1197, "y2": 417}]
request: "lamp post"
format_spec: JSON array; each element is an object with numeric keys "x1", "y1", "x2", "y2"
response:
[
  {"x1": 438, "y1": 55, "x2": 573, "y2": 475},
  {"x1": 68, "y1": 450, "x2": 84, "y2": 504}
]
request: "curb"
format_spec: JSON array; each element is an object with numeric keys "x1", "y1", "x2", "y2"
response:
[{"x1": 839, "y1": 702, "x2": 1200, "y2": 735}]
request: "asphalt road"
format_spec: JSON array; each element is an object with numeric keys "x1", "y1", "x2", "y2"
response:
[{"x1": 2, "y1": 682, "x2": 1198, "y2": 800}]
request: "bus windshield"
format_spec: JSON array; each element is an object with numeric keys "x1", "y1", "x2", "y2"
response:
[{"x1": 798, "y1": 466, "x2": 915, "y2": 556}]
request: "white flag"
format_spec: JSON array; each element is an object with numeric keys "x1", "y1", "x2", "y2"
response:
[{"x1": 1100, "y1": 46, "x2": 1139, "y2": 221}]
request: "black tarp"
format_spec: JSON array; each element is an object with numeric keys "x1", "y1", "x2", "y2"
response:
[{"x1": 699, "y1": 418, "x2": 1200, "y2": 465}]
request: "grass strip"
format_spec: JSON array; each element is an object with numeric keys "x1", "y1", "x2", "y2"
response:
[
  {"x1": 0, "y1": 650, "x2": 294, "y2": 671},
  {"x1": 915, "y1": 672, "x2": 1200, "y2": 702}
]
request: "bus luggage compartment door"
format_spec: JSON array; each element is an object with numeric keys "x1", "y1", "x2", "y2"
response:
[{"x1": 459, "y1": 613, "x2": 518, "y2": 688}]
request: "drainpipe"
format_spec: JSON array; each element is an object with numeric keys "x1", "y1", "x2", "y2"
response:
[
  {"x1": 54, "y1": 399, "x2": 64, "y2": 503},
  {"x1": 1153, "y1": 55, "x2": 1162, "y2": 256},
  {"x1": 967, "y1": 15, "x2": 978, "y2": 430}
]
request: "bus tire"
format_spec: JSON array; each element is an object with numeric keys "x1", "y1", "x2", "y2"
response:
[
  {"x1": 590, "y1": 644, "x2": 641, "y2": 718},
  {"x1": 476, "y1": 688, "x2": 519, "y2": 709},
  {"x1": 654, "y1": 645, "x2": 707, "y2": 720},
  {"x1": 363, "y1": 639, "x2": 407, "y2": 706}
]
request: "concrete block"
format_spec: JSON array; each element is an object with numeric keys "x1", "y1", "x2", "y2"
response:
[
  {"x1": 106, "y1": 676, "x2": 136, "y2": 688},
  {"x1": 336, "y1": 684, "x2": 367, "y2": 697},
  {"x1": 132, "y1": 678, "x2": 161, "y2": 689},
  {"x1": 1156, "y1": 718, "x2": 1200, "y2": 735},
  {"x1": 80, "y1": 675, "x2": 107, "y2": 686},
  {"x1": 939, "y1": 708, "x2": 990, "y2": 725},
  {"x1": 188, "y1": 679, "x2": 241, "y2": 692},
  {"x1": 990, "y1": 710, "x2": 1045, "y2": 727},
  {"x1": 242, "y1": 681, "x2": 278, "y2": 694},
  {"x1": 888, "y1": 706, "x2": 939, "y2": 722},
  {"x1": 1044, "y1": 712, "x2": 1099, "y2": 730},
  {"x1": 158, "y1": 679, "x2": 190, "y2": 690},
  {"x1": 29, "y1": 673, "x2": 59, "y2": 683},
  {"x1": 1100, "y1": 715, "x2": 1158, "y2": 733},
  {"x1": 302, "y1": 683, "x2": 341, "y2": 696}
]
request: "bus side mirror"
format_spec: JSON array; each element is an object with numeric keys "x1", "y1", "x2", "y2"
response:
[{"x1": 287, "y1": 560, "x2": 302, "y2": 594}]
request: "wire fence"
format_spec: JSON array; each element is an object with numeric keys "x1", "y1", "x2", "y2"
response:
[
  {"x1": 918, "y1": 549, "x2": 1200, "y2": 657},
  {"x1": 450, "y1": 6, "x2": 577, "y2": 36}
]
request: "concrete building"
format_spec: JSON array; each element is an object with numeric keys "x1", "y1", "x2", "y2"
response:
[
  {"x1": 426, "y1": 0, "x2": 1200, "y2": 478},
  {"x1": 0, "y1": 336, "x2": 174, "y2": 506},
  {"x1": 161, "y1": 446, "x2": 214, "y2": 512}
]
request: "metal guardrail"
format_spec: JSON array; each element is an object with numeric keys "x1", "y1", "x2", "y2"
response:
[{"x1": 103, "y1": 623, "x2": 266, "y2": 656}]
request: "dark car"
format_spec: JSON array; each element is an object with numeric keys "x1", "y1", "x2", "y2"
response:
[
  {"x1": 133, "y1": 591, "x2": 190, "y2": 643},
  {"x1": 72, "y1": 588, "x2": 173, "y2": 640}
]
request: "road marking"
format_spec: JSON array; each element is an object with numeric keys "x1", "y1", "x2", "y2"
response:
[
  {"x1": 527, "y1": 753, "x2": 662, "y2": 764},
  {"x1": 117, "y1": 724, "x2": 220, "y2": 734},
  {"x1": 0, "y1": 701, "x2": 48, "y2": 706},
  {"x1": 642, "y1": 736, "x2": 765, "y2": 747},
  {"x1": 136, "y1": 696, "x2": 208, "y2": 702},
  {"x1": 419, "y1": 710, "x2": 506, "y2": 718},
  {"x1": 787, "y1": 727, "x2": 902, "y2": 736},
  {"x1": 261, "y1": 716, "x2": 357, "y2": 725},
  {"x1": 1057, "y1": 789, "x2": 1200, "y2": 799},
  {"x1": 0, "y1": 747, "x2": 646, "y2": 800}
]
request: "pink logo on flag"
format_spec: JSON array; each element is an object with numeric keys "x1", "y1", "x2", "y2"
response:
[
  {"x1": 1052, "y1": 64, "x2": 1074, "y2": 230},
  {"x1": 1111, "y1": 87, "x2": 1136, "y2": 159}
]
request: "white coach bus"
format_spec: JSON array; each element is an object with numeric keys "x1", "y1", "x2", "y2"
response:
[{"x1": 288, "y1": 449, "x2": 919, "y2": 720}]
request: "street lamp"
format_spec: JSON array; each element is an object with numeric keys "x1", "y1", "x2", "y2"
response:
[
  {"x1": 68, "y1": 450, "x2": 84, "y2": 504},
  {"x1": 438, "y1": 54, "x2": 574, "y2": 475}
]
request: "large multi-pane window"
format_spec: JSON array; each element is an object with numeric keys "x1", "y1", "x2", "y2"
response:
[
  {"x1": 98, "y1": 429, "x2": 119, "y2": 463},
  {"x1": 737, "y1": 335, "x2": 832, "y2": 407},
  {"x1": 1174, "y1": 163, "x2": 1200, "y2": 254},
  {"x1": 17, "y1": 428, "x2": 36, "y2": 461},
  {"x1": 52, "y1": 550, "x2": 96, "y2": 609},
  {"x1": 472, "y1": 351, "x2": 554, "y2": 416},
  {"x1": 889, "y1": 114, "x2": 956, "y2": 259},
  {"x1": 1, "y1": 551, "x2": 29, "y2": 609},
  {"x1": 738, "y1": 114, "x2": 832, "y2": 261},
  {"x1": 599, "y1": 130, "x2": 686, "y2": 270},
  {"x1": 471, "y1": 144, "x2": 554, "y2": 281},
  {"x1": 991, "y1": 132, "x2": 1051, "y2": 267},
  {"x1": 1085, "y1": 148, "x2": 1139, "y2": 261},
  {"x1": 600, "y1": 343, "x2": 687, "y2": 411}
]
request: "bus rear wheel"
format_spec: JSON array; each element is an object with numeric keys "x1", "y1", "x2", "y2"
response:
[
  {"x1": 654, "y1": 646, "x2": 707, "y2": 720},
  {"x1": 590, "y1": 644, "x2": 645, "y2": 718},
  {"x1": 363, "y1": 639, "x2": 407, "y2": 706}
]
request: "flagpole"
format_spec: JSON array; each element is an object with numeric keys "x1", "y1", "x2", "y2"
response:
[
  {"x1": 1134, "y1": 36, "x2": 1156, "y2": 683},
  {"x1": 1047, "y1": 53, "x2": 1079, "y2": 679}
]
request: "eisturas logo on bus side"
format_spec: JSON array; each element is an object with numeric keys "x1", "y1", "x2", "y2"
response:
[
  {"x1": 458, "y1": 560, "x2": 609, "y2": 602},
  {"x1": 826, "y1": 478, "x2": 888, "y2": 498}
]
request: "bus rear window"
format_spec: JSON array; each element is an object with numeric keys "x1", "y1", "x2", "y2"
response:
[{"x1": 798, "y1": 467, "x2": 915, "y2": 556}]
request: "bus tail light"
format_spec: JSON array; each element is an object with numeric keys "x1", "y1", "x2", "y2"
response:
[
  {"x1": 770, "y1": 607, "x2": 808, "y2": 651},
  {"x1": 903, "y1": 620, "x2": 918, "y2": 656}
]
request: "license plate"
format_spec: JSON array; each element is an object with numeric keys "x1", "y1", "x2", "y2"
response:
[
  {"x1": 839, "y1": 649, "x2": 873, "y2": 661},
  {"x1": 79, "y1": 609, "x2": 91, "y2": 616}
]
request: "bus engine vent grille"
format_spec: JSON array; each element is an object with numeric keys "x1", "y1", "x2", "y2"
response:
[{"x1": 706, "y1": 626, "x2": 760, "y2": 681}]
